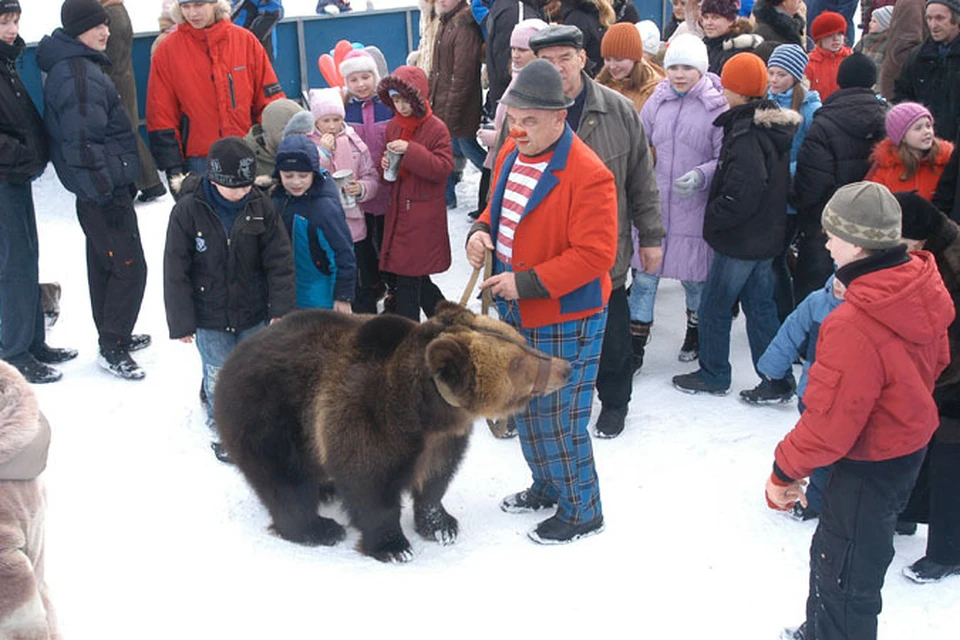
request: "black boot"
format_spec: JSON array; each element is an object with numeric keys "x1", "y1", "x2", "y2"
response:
[
  {"x1": 31, "y1": 343, "x2": 78, "y2": 364},
  {"x1": 9, "y1": 354, "x2": 62, "y2": 384},
  {"x1": 594, "y1": 405, "x2": 628, "y2": 439},
  {"x1": 679, "y1": 309, "x2": 699, "y2": 362},
  {"x1": 630, "y1": 320, "x2": 651, "y2": 374},
  {"x1": 98, "y1": 346, "x2": 145, "y2": 380}
]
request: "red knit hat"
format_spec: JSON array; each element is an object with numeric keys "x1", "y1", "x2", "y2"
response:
[
  {"x1": 601, "y1": 22, "x2": 644, "y2": 62},
  {"x1": 720, "y1": 52, "x2": 768, "y2": 98},
  {"x1": 810, "y1": 11, "x2": 847, "y2": 41}
]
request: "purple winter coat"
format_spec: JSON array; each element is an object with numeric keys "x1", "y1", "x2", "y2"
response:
[{"x1": 634, "y1": 72, "x2": 727, "y2": 282}]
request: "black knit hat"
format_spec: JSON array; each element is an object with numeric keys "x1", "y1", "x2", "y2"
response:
[
  {"x1": 895, "y1": 191, "x2": 944, "y2": 241},
  {"x1": 836, "y1": 52, "x2": 877, "y2": 89},
  {"x1": 0, "y1": 1, "x2": 21, "y2": 16},
  {"x1": 61, "y1": 0, "x2": 110, "y2": 38},
  {"x1": 207, "y1": 137, "x2": 257, "y2": 188}
]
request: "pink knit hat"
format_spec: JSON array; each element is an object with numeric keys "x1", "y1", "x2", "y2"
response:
[
  {"x1": 309, "y1": 87, "x2": 346, "y2": 120},
  {"x1": 886, "y1": 102, "x2": 933, "y2": 147},
  {"x1": 510, "y1": 18, "x2": 549, "y2": 49},
  {"x1": 339, "y1": 50, "x2": 380, "y2": 83}
]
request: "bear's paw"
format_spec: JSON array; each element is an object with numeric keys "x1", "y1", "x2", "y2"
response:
[
  {"x1": 269, "y1": 516, "x2": 346, "y2": 547},
  {"x1": 365, "y1": 531, "x2": 414, "y2": 563},
  {"x1": 414, "y1": 504, "x2": 459, "y2": 545}
]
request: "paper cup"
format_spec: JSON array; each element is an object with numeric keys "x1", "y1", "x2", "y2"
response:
[
  {"x1": 332, "y1": 169, "x2": 356, "y2": 208},
  {"x1": 383, "y1": 148, "x2": 403, "y2": 182}
]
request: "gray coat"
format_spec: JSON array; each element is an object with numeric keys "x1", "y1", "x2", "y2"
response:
[{"x1": 577, "y1": 74, "x2": 664, "y2": 289}]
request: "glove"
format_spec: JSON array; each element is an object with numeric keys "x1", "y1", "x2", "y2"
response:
[{"x1": 673, "y1": 169, "x2": 704, "y2": 198}]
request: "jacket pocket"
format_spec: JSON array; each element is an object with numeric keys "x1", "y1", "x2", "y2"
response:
[
  {"x1": 803, "y1": 363, "x2": 842, "y2": 414},
  {"x1": 812, "y1": 526, "x2": 854, "y2": 594}
]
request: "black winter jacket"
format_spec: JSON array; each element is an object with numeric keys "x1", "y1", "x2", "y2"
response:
[
  {"x1": 485, "y1": 0, "x2": 545, "y2": 109},
  {"x1": 704, "y1": 100, "x2": 800, "y2": 260},
  {"x1": 163, "y1": 175, "x2": 295, "y2": 339},
  {"x1": 935, "y1": 136, "x2": 959, "y2": 222},
  {"x1": 705, "y1": 18, "x2": 759, "y2": 75},
  {"x1": 894, "y1": 35, "x2": 960, "y2": 142},
  {"x1": 35, "y1": 29, "x2": 138, "y2": 204},
  {"x1": 560, "y1": 0, "x2": 605, "y2": 76},
  {"x1": 612, "y1": 0, "x2": 638, "y2": 24},
  {"x1": 0, "y1": 37, "x2": 48, "y2": 185},
  {"x1": 793, "y1": 88, "x2": 887, "y2": 233}
]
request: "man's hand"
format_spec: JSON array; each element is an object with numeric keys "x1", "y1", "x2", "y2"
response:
[
  {"x1": 765, "y1": 473, "x2": 808, "y2": 511},
  {"x1": 179, "y1": 335, "x2": 194, "y2": 344},
  {"x1": 466, "y1": 231, "x2": 494, "y2": 268},
  {"x1": 481, "y1": 273, "x2": 519, "y2": 300},
  {"x1": 638, "y1": 246, "x2": 664, "y2": 274}
]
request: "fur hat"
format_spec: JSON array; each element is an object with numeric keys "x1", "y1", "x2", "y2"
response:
[
  {"x1": 61, "y1": 0, "x2": 110, "y2": 38},
  {"x1": 821, "y1": 182, "x2": 902, "y2": 249},
  {"x1": 274, "y1": 134, "x2": 320, "y2": 176},
  {"x1": 767, "y1": 44, "x2": 808, "y2": 83},
  {"x1": 896, "y1": 191, "x2": 944, "y2": 241},
  {"x1": 500, "y1": 59, "x2": 574, "y2": 110},
  {"x1": 836, "y1": 52, "x2": 877, "y2": 89},
  {"x1": 720, "y1": 52, "x2": 768, "y2": 98},
  {"x1": 811, "y1": 11, "x2": 847, "y2": 41},
  {"x1": 511, "y1": 18, "x2": 550, "y2": 49},
  {"x1": 872, "y1": 6, "x2": 894, "y2": 31},
  {"x1": 601, "y1": 22, "x2": 644, "y2": 62},
  {"x1": 636, "y1": 20, "x2": 661, "y2": 56},
  {"x1": 0, "y1": 1, "x2": 21, "y2": 15},
  {"x1": 886, "y1": 102, "x2": 934, "y2": 147},
  {"x1": 260, "y1": 99, "x2": 305, "y2": 153},
  {"x1": 309, "y1": 87, "x2": 346, "y2": 120},
  {"x1": 207, "y1": 137, "x2": 257, "y2": 188},
  {"x1": 664, "y1": 33, "x2": 709, "y2": 75},
  {"x1": 700, "y1": 0, "x2": 740, "y2": 21},
  {"x1": 339, "y1": 50, "x2": 379, "y2": 83},
  {"x1": 378, "y1": 66, "x2": 431, "y2": 118}
]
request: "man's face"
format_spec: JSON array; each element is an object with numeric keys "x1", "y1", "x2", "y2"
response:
[
  {"x1": 77, "y1": 23, "x2": 109, "y2": 52},
  {"x1": 0, "y1": 12, "x2": 19, "y2": 45},
  {"x1": 926, "y1": 3, "x2": 960, "y2": 43},
  {"x1": 505, "y1": 105, "x2": 565, "y2": 156},
  {"x1": 536, "y1": 45, "x2": 586, "y2": 98},
  {"x1": 181, "y1": 2, "x2": 217, "y2": 30}
]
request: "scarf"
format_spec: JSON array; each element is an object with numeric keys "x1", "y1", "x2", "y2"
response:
[{"x1": 392, "y1": 103, "x2": 433, "y2": 180}]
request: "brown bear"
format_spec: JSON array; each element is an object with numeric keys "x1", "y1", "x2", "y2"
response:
[{"x1": 214, "y1": 302, "x2": 570, "y2": 562}]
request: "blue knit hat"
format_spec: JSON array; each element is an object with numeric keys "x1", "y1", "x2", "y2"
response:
[
  {"x1": 767, "y1": 44, "x2": 808, "y2": 83},
  {"x1": 274, "y1": 134, "x2": 320, "y2": 176}
]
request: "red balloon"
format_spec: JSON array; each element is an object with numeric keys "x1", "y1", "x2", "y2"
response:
[
  {"x1": 318, "y1": 54, "x2": 342, "y2": 88},
  {"x1": 333, "y1": 40, "x2": 354, "y2": 69}
]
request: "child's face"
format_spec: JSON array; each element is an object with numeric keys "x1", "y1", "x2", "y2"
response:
[
  {"x1": 767, "y1": 66, "x2": 796, "y2": 95},
  {"x1": 280, "y1": 170, "x2": 314, "y2": 197},
  {"x1": 869, "y1": 15, "x2": 881, "y2": 34},
  {"x1": 902, "y1": 117, "x2": 934, "y2": 152},
  {"x1": 603, "y1": 57, "x2": 636, "y2": 81},
  {"x1": 511, "y1": 46, "x2": 536, "y2": 71},
  {"x1": 213, "y1": 183, "x2": 252, "y2": 202},
  {"x1": 701, "y1": 13, "x2": 733, "y2": 39},
  {"x1": 392, "y1": 95, "x2": 414, "y2": 117},
  {"x1": 315, "y1": 114, "x2": 344, "y2": 136},
  {"x1": 818, "y1": 33, "x2": 845, "y2": 53},
  {"x1": 667, "y1": 65, "x2": 702, "y2": 93},
  {"x1": 672, "y1": 0, "x2": 685, "y2": 19},
  {"x1": 346, "y1": 71, "x2": 376, "y2": 100},
  {"x1": 825, "y1": 230, "x2": 863, "y2": 267},
  {"x1": 0, "y1": 12, "x2": 20, "y2": 45},
  {"x1": 831, "y1": 278, "x2": 847, "y2": 300}
]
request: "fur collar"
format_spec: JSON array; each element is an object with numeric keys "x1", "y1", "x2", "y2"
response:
[
  {"x1": 753, "y1": 0, "x2": 804, "y2": 39},
  {"x1": 753, "y1": 101, "x2": 803, "y2": 128},
  {"x1": 870, "y1": 138, "x2": 953, "y2": 169}
]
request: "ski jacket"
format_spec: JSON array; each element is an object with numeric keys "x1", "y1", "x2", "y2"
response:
[
  {"x1": 485, "y1": 0, "x2": 546, "y2": 107},
  {"x1": 704, "y1": 100, "x2": 800, "y2": 260},
  {"x1": 344, "y1": 95, "x2": 393, "y2": 216},
  {"x1": 560, "y1": 0, "x2": 607, "y2": 76},
  {"x1": 147, "y1": 17, "x2": 284, "y2": 171},
  {"x1": 768, "y1": 86, "x2": 822, "y2": 173},
  {"x1": 638, "y1": 72, "x2": 727, "y2": 282},
  {"x1": 866, "y1": 137, "x2": 954, "y2": 201},
  {"x1": 429, "y1": 1, "x2": 483, "y2": 138},
  {"x1": 704, "y1": 18, "x2": 761, "y2": 75},
  {"x1": 806, "y1": 45, "x2": 852, "y2": 101},
  {"x1": 894, "y1": 35, "x2": 960, "y2": 142},
  {"x1": 475, "y1": 125, "x2": 617, "y2": 328},
  {"x1": 0, "y1": 37, "x2": 48, "y2": 185},
  {"x1": 35, "y1": 29, "x2": 139, "y2": 204},
  {"x1": 775, "y1": 250, "x2": 954, "y2": 480},
  {"x1": 163, "y1": 175, "x2": 295, "y2": 338},
  {"x1": 309, "y1": 125, "x2": 378, "y2": 242}
]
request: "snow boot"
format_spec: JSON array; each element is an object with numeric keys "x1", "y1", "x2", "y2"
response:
[
  {"x1": 124, "y1": 333, "x2": 152, "y2": 352},
  {"x1": 594, "y1": 404, "x2": 628, "y2": 439},
  {"x1": 740, "y1": 377, "x2": 796, "y2": 404},
  {"x1": 895, "y1": 520, "x2": 918, "y2": 536},
  {"x1": 9, "y1": 354, "x2": 62, "y2": 384},
  {"x1": 672, "y1": 371, "x2": 729, "y2": 395},
  {"x1": 902, "y1": 556, "x2": 960, "y2": 583},
  {"x1": 679, "y1": 309, "x2": 699, "y2": 362},
  {"x1": 629, "y1": 320, "x2": 651, "y2": 373},
  {"x1": 31, "y1": 343, "x2": 78, "y2": 364},
  {"x1": 779, "y1": 623, "x2": 806, "y2": 640},
  {"x1": 528, "y1": 515, "x2": 604, "y2": 545},
  {"x1": 98, "y1": 346, "x2": 145, "y2": 380},
  {"x1": 500, "y1": 489, "x2": 557, "y2": 514}
]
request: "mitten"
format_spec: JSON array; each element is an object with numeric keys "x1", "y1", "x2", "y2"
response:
[{"x1": 673, "y1": 169, "x2": 704, "y2": 197}]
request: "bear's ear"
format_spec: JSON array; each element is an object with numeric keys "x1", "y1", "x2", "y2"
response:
[
  {"x1": 431, "y1": 302, "x2": 474, "y2": 328},
  {"x1": 425, "y1": 335, "x2": 475, "y2": 408}
]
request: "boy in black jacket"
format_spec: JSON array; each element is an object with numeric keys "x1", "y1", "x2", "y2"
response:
[{"x1": 674, "y1": 52, "x2": 800, "y2": 395}]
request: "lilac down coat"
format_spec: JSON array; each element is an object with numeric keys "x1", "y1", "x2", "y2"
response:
[{"x1": 633, "y1": 72, "x2": 727, "y2": 281}]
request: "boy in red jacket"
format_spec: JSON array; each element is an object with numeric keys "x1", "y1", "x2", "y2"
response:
[
  {"x1": 767, "y1": 182, "x2": 955, "y2": 640},
  {"x1": 806, "y1": 11, "x2": 853, "y2": 100}
]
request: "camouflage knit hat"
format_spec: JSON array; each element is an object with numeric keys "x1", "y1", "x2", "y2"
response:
[{"x1": 821, "y1": 182, "x2": 902, "y2": 249}]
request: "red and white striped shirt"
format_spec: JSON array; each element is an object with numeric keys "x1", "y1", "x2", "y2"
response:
[{"x1": 496, "y1": 153, "x2": 551, "y2": 266}]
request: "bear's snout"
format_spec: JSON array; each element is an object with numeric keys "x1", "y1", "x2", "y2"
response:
[{"x1": 539, "y1": 357, "x2": 572, "y2": 396}]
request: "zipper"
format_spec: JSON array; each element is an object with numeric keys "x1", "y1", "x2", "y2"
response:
[{"x1": 228, "y1": 73, "x2": 237, "y2": 109}]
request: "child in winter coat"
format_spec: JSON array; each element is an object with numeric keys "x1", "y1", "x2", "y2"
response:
[
  {"x1": 163, "y1": 137, "x2": 296, "y2": 461},
  {"x1": 866, "y1": 102, "x2": 954, "y2": 201},
  {"x1": 0, "y1": 359, "x2": 58, "y2": 638},
  {"x1": 596, "y1": 22, "x2": 664, "y2": 114},
  {"x1": 308, "y1": 88, "x2": 380, "y2": 313},
  {"x1": 242, "y1": 98, "x2": 308, "y2": 182},
  {"x1": 377, "y1": 66, "x2": 453, "y2": 322},
  {"x1": 853, "y1": 5, "x2": 892, "y2": 79},
  {"x1": 696, "y1": 0, "x2": 763, "y2": 74},
  {"x1": 631, "y1": 34, "x2": 726, "y2": 370},
  {"x1": 805, "y1": 12, "x2": 853, "y2": 100}
]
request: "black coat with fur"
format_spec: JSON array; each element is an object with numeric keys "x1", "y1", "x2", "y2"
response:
[
  {"x1": 705, "y1": 18, "x2": 760, "y2": 75},
  {"x1": 751, "y1": 0, "x2": 805, "y2": 53}
]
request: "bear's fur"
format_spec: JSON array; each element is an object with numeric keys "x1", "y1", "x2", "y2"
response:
[{"x1": 214, "y1": 302, "x2": 570, "y2": 562}]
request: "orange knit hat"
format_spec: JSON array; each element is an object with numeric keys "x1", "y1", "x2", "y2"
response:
[
  {"x1": 720, "y1": 52, "x2": 768, "y2": 98},
  {"x1": 601, "y1": 22, "x2": 644, "y2": 62}
]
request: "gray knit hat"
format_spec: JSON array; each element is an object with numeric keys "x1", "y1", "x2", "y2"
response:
[
  {"x1": 821, "y1": 182, "x2": 902, "y2": 249},
  {"x1": 500, "y1": 59, "x2": 575, "y2": 110},
  {"x1": 926, "y1": 0, "x2": 960, "y2": 17}
]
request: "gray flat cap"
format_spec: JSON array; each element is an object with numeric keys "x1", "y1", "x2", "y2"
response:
[
  {"x1": 500, "y1": 59, "x2": 575, "y2": 110},
  {"x1": 529, "y1": 24, "x2": 584, "y2": 52}
]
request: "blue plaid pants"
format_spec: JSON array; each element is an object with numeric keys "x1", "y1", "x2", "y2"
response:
[{"x1": 495, "y1": 298, "x2": 606, "y2": 524}]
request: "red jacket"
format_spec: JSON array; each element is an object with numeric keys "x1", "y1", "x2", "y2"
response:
[
  {"x1": 478, "y1": 126, "x2": 617, "y2": 328},
  {"x1": 146, "y1": 18, "x2": 283, "y2": 171},
  {"x1": 866, "y1": 137, "x2": 954, "y2": 201},
  {"x1": 775, "y1": 251, "x2": 954, "y2": 480},
  {"x1": 806, "y1": 45, "x2": 852, "y2": 101}
]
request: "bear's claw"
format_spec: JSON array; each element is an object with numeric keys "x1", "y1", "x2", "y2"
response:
[{"x1": 415, "y1": 504, "x2": 459, "y2": 545}]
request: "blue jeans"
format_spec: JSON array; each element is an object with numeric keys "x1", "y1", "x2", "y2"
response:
[
  {"x1": 805, "y1": 0, "x2": 858, "y2": 45},
  {"x1": 446, "y1": 137, "x2": 487, "y2": 206},
  {"x1": 0, "y1": 182, "x2": 44, "y2": 360},
  {"x1": 697, "y1": 253, "x2": 780, "y2": 388},
  {"x1": 195, "y1": 322, "x2": 267, "y2": 424},
  {"x1": 628, "y1": 271, "x2": 705, "y2": 324}
]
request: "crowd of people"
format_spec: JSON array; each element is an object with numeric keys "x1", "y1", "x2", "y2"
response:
[{"x1": 2, "y1": 0, "x2": 960, "y2": 637}]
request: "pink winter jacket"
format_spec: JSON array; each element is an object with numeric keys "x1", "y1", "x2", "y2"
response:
[{"x1": 309, "y1": 125, "x2": 379, "y2": 243}]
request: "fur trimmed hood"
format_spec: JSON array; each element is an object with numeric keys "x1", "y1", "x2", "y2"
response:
[
  {"x1": 378, "y1": 66, "x2": 431, "y2": 119},
  {"x1": 170, "y1": 0, "x2": 232, "y2": 25},
  {"x1": 753, "y1": 100, "x2": 803, "y2": 129},
  {"x1": 0, "y1": 360, "x2": 49, "y2": 481}
]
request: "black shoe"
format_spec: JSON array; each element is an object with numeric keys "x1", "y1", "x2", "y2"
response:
[
  {"x1": 902, "y1": 556, "x2": 960, "y2": 583},
  {"x1": 779, "y1": 623, "x2": 807, "y2": 640},
  {"x1": 528, "y1": 515, "x2": 604, "y2": 545},
  {"x1": 31, "y1": 343, "x2": 78, "y2": 364},
  {"x1": 9, "y1": 354, "x2": 62, "y2": 384},
  {"x1": 740, "y1": 378, "x2": 795, "y2": 404},
  {"x1": 895, "y1": 520, "x2": 918, "y2": 536},
  {"x1": 790, "y1": 501, "x2": 819, "y2": 521},
  {"x1": 594, "y1": 405, "x2": 627, "y2": 439},
  {"x1": 136, "y1": 183, "x2": 167, "y2": 203},
  {"x1": 629, "y1": 320, "x2": 651, "y2": 374},
  {"x1": 124, "y1": 334, "x2": 152, "y2": 352},
  {"x1": 211, "y1": 441, "x2": 234, "y2": 464},
  {"x1": 679, "y1": 310, "x2": 699, "y2": 362},
  {"x1": 98, "y1": 347, "x2": 145, "y2": 380},
  {"x1": 672, "y1": 371, "x2": 729, "y2": 395},
  {"x1": 500, "y1": 489, "x2": 557, "y2": 514},
  {"x1": 466, "y1": 209, "x2": 481, "y2": 220}
]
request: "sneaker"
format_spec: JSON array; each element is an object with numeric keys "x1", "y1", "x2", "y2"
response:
[
  {"x1": 528, "y1": 515, "x2": 604, "y2": 545},
  {"x1": 779, "y1": 623, "x2": 806, "y2": 640},
  {"x1": 9, "y1": 354, "x2": 62, "y2": 384},
  {"x1": 98, "y1": 347, "x2": 145, "y2": 380},
  {"x1": 31, "y1": 343, "x2": 78, "y2": 364},
  {"x1": 679, "y1": 310, "x2": 699, "y2": 362},
  {"x1": 211, "y1": 441, "x2": 234, "y2": 464},
  {"x1": 594, "y1": 404, "x2": 627, "y2": 439},
  {"x1": 500, "y1": 489, "x2": 557, "y2": 514},
  {"x1": 740, "y1": 378, "x2": 796, "y2": 404},
  {"x1": 895, "y1": 520, "x2": 918, "y2": 536},
  {"x1": 902, "y1": 556, "x2": 960, "y2": 583},
  {"x1": 124, "y1": 334, "x2": 152, "y2": 352},
  {"x1": 136, "y1": 183, "x2": 167, "y2": 203},
  {"x1": 672, "y1": 371, "x2": 729, "y2": 395}
]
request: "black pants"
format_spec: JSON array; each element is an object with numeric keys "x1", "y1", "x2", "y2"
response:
[
  {"x1": 75, "y1": 196, "x2": 147, "y2": 348},
  {"x1": 595, "y1": 285, "x2": 631, "y2": 408},
  {"x1": 0, "y1": 182, "x2": 44, "y2": 360},
  {"x1": 393, "y1": 275, "x2": 444, "y2": 322},
  {"x1": 899, "y1": 436, "x2": 960, "y2": 565},
  {"x1": 794, "y1": 226, "x2": 834, "y2": 306},
  {"x1": 805, "y1": 448, "x2": 926, "y2": 640},
  {"x1": 352, "y1": 237, "x2": 381, "y2": 314}
]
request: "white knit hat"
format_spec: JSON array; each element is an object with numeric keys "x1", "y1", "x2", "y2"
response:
[
  {"x1": 635, "y1": 20, "x2": 661, "y2": 56},
  {"x1": 664, "y1": 33, "x2": 709, "y2": 75}
]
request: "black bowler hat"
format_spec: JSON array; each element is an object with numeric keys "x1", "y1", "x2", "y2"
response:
[{"x1": 500, "y1": 59, "x2": 575, "y2": 110}]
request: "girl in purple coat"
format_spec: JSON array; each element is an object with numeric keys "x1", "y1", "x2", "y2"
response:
[{"x1": 630, "y1": 34, "x2": 727, "y2": 369}]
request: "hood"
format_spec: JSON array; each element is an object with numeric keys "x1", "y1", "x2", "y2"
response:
[
  {"x1": 716, "y1": 100, "x2": 801, "y2": 154},
  {"x1": 0, "y1": 360, "x2": 50, "y2": 481},
  {"x1": 845, "y1": 251, "x2": 955, "y2": 346},
  {"x1": 869, "y1": 137, "x2": 954, "y2": 170},
  {"x1": 0, "y1": 35, "x2": 25, "y2": 64},
  {"x1": 378, "y1": 65, "x2": 431, "y2": 118},
  {"x1": 816, "y1": 88, "x2": 887, "y2": 141},
  {"x1": 35, "y1": 28, "x2": 109, "y2": 73},
  {"x1": 273, "y1": 133, "x2": 321, "y2": 179}
]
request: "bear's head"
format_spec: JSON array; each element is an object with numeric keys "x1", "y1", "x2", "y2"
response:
[{"x1": 424, "y1": 303, "x2": 571, "y2": 419}]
